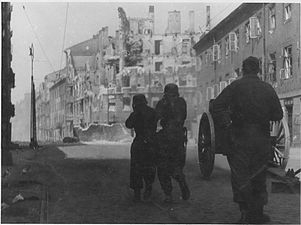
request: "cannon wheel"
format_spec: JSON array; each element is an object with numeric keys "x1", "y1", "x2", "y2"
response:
[
  {"x1": 270, "y1": 118, "x2": 290, "y2": 169},
  {"x1": 198, "y1": 112, "x2": 215, "y2": 178}
]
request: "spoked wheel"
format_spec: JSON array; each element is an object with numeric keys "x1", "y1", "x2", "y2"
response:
[
  {"x1": 198, "y1": 112, "x2": 215, "y2": 178},
  {"x1": 270, "y1": 118, "x2": 290, "y2": 169}
]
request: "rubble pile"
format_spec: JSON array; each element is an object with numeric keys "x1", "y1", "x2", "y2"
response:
[{"x1": 74, "y1": 123, "x2": 132, "y2": 142}]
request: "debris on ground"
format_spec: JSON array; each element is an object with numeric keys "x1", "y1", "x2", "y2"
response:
[
  {"x1": 1, "y1": 202, "x2": 10, "y2": 210},
  {"x1": 12, "y1": 193, "x2": 24, "y2": 204}
]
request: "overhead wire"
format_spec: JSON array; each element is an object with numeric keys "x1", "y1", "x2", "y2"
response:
[
  {"x1": 58, "y1": 3, "x2": 69, "y2": 77},
  {"x1": 22, "y1": 4, "x2": 55, "y2": 72}
]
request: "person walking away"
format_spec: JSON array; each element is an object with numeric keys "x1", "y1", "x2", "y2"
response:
[
  {"x1": 211, "y1": 56, "x2": 283, "y2": 223},
  {"x1": 125, "y1": 94, "x2": 158, "y2": 202},
  {"x1": 155, "y1": 83, "x2": 190, "y2": 203}
]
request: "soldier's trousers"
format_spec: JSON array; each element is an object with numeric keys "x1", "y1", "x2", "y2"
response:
[
  {"x1": 226, "y1": 125, "x2": 270, "y2": 218},
  {"x1": 157, "y1": 146, "x2": 187, "y2": 195},
  {"x1": 130, "y1": 138, "x2": 156, "y2": 190}
]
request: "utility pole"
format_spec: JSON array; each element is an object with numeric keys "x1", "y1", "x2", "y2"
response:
[{"x1": 29, "y1": 43, "x2": 38, "y2": 149}]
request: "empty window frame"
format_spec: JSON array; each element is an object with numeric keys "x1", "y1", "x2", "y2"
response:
[
  {"x1": 155, "y1": 61, "x2": 163, "y2": 72},
  {"x1": 154, "y1": 40, "x2": 161, "y2": 55},
  {"x1": 268, "y1": 52, "x2": 277, "y2": 82},
  {"x1": 225, "y1": 36, "x2": 229, "y2": 56},
  {"x1": 282, "y1": 45, "x2": 293, "y2": 79},
  {"x1": 269, "y1": 4, "x2": 276, "y2": 31}
]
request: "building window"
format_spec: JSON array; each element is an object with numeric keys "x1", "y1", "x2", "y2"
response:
[
  {"x1": 206, "y1": 48, "x2": 212, "y2": 64},
  {"x1": 258, "y1": 57, "x2": 263, "y2": 76},
  {"x1": 204, "y1": 52, "x2": 207, "y2": 64},
  {"x1": 182, "y1": 39, "x2": 189, "y2": 54},
  {"x1": 281, "y1": 45, "x2": 293, "y2": 79},
  {"x1": 225, "y1": 36, "x2": 229, "y2": 56},
  {"x1": 213, "y1": 43, "x2": 221, "y2": 62},
  {"x1": 245, "y1": 22, "x2": 250, "y2": 43},
  {"x1": 155, "y1": 61, "x2": 162, "y2": 72},
  {"x1": 268, "y1": 52, "x2": 277, "y2": 82},
  {"x1": 269, "y1": 4, "x2": 276, "y2": 31},
  {"x1": 284, "y1": 4, "x2": 292, "y2": 22},
  {"x1": 155, "y1": 40, "x2": 161, "y2": 55},
  {"x1": 235, "y1": 29, "x2": 240, "y2": 50},
  {"x1": 196, "y1": 55, "x2": 202, "y2": 71}
]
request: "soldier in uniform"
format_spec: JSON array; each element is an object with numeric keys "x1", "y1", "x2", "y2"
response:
[
  {"x1": 155, "y1": 83, "x2": 190, "y2": 203},
  {"x1": 125, "y1": 94, "x2": 158, "y2": 202},
  {"x1": 211, "y1": 56, "x2": 283, "y2": 223}
]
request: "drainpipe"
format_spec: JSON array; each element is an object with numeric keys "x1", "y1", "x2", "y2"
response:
[{"x1": 262, "y1": 3, "x2": 266, "y2": 81}]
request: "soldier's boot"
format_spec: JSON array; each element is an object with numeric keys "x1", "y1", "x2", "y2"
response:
[
  {"x1": 179, "y1": 180, "x2": 190, "y2": 200},
  {"x1": 236, "y1": 203, "x2": 248, "y2": 224},
  {"x1": 247, "y1": 205, "x2": 270, "y2": 224},
  {"x1": 133, "y1": 189, "x2": 141, "y2": 203},
  {"x1": 143, "y1": 185, "x2": 152, "y2": 201}
]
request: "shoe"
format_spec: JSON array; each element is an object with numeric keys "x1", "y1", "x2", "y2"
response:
[
  {"x1": 260, "y1": 213, "x2": 271, "y2": 223},
  {"x1": 180, "y1": 181, "x2": 190, "y2": 200},
  {"x1": 236, "y1": 210, "x2": 248, "y2": 224},
  {"x1": 143, "y1": 186, "x2": 152, "y2": 201},
  {"x1": 133, "y1": 189, "x2": 141, "y2": 203},
  {"x1": 247, "y1": 212, "x2": 270, "y2": 224},
  {"x1": 164, "y1": 194, "x2": 172, "y2": 203}
]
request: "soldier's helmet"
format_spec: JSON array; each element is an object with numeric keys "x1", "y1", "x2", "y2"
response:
[
  {"x1": 133, "y1": 94, "x2": 147, "y2": 106},
  {"x1": 164, "y1": 83, "x2": 179, "y2": 97}
]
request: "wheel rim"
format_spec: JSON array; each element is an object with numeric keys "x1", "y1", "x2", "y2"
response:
[
  {"x1": 198, "y1": 112, "x2": 215, "y2": 178},
  {"x1": 270, "y1": 118, "x2": 290, "y2": 169}
]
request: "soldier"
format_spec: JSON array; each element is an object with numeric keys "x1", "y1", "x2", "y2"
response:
[
  {"x1": 155, "y1": 83, "x2": 190, "y2": 203},
  {"x1": 211, "y1": 56, "x2": 283, "y2": 223},
  {"x1": 125, "y1": 94, "x2": 158, "y2": 202}
]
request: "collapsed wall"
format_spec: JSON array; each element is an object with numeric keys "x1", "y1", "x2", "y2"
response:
[{"x1": 74, "y1": 123, "x2": 132, "y2": 142}]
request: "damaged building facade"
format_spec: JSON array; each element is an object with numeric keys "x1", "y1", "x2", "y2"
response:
[
  {"x1": 193, "y1": 3, "x2": 301, "y2": 146},
  {"x1": 36, "y1": 5, "x2": 202, "y2": 141}
]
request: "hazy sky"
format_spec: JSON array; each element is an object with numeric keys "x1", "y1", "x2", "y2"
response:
[{"x1": 10, "y1": 1, "x2": 241, "y2": 103}]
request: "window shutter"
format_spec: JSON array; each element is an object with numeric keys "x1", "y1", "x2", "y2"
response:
[
  {"x1": 229, "y1": 32, "x2": 237, "y2": 51},
  {"x1": 279, "y1": 68, "x2": 285, "y2": 79},
  {"x1": 219, "y1": 81, "x2": 227, "y2": 93},
  {"x1": 214, "y1": 84, "x2": 219, "y2": 98},
  {"x1": 213, "y1": 44, "x2": 219, "y2": 61},
  {"x1": 249, "y1": 17, "x2": 259, "y2": 38},
  {"x1": 206, "y1": 87, "x2": 214, "y2": 101}
]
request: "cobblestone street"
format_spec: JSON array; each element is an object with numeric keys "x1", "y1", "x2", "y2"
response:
[{"x1": 2, "y1": 144, "x2": 300, "y2": 224}]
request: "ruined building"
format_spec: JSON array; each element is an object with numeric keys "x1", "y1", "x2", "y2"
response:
[
  {"x1": 36, "y1": 5, "x2": 202, "y2": 142},
  {"x1": 2, "y1": 2, "x2": 15, "y2": 165}
]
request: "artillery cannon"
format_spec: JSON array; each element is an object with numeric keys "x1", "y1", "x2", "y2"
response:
[{"x1": 198, "y1": 101, "x2": 290, "y2": 179}]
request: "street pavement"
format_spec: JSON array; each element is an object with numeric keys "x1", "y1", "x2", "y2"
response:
[
  {"x1": 57, "y1": 142, "x2": 300, "y2": 224},
  {"x1": 1, "y1": 142, "x2": 300, "y2": 224}
]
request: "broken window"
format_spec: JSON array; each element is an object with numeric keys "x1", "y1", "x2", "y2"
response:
[
  {"x1": 155, "y1": 61, "x2": 163, "y2": 72},
  {"x1": 182, "y1": 39, "x2": 190, "y2": 54},
  {"x1": 281, "y1": 45, "x2": 293, "y2": 79},
  {"x1": 155, "y1": 40, "x2": 161, "y2": 55},
  {"x1": 269, "y1": 4, "x2": 276, "y2": 31},
  {"x1": 268, "y1": 52, "x2": 277, "y2": 82},
  {"x1": 225, "y1": 36, "x2": 229, "y2": 56}
]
